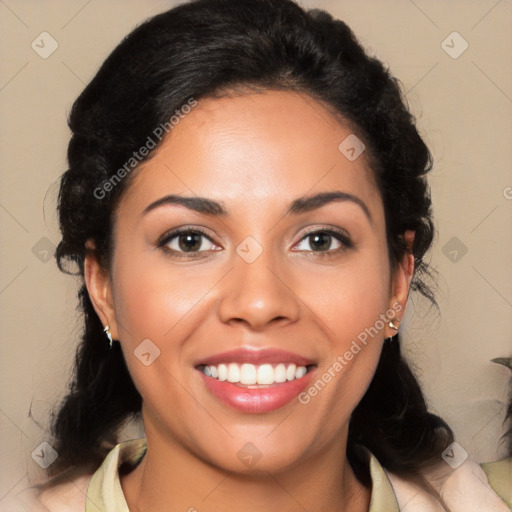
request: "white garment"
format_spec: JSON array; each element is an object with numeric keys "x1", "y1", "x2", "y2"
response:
[{"x1": 2, "y1": 438, "x2": 510, "y2": 511}]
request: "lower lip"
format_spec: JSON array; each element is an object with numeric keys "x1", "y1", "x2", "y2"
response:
[{"x1": 198, "y1": 369, "x2": 315, "y2": 413}]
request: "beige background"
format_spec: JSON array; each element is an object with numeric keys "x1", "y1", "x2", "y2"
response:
[{"x1": 1, "y1": 0, "x2": 511, "y2": 504}]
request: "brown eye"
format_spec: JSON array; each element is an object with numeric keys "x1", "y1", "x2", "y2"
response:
[
  {"x1": 175, "y1": 232, "x2": 203, "y2": 252},
  {"x1": 294, "y1": 228, "x2": 353, "y2": 256},
  {"x1": 158, "y1": 228, "x2": 219, "y2": 256},
  {"x1": 306, "y1": 232, "x2": 335, "y2": 252}
]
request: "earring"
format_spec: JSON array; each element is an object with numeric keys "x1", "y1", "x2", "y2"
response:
[
  {"x1": 386, "y1": 319, "x2": 400, "y2": 344},
  {"x1": 104, "y1": 325, "x2": 113, "y2": 349},
  {"x1": 388, "y1": 319, "x2": 400, "y2": 331}
]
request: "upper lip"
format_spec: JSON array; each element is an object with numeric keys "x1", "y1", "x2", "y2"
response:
[{"x1": 195, "y1": 347, "x2": 316, "y2": 367}]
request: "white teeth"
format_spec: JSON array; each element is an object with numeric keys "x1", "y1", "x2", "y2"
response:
[
  {"x1": 257, "y1": 364, "x2": 274, "y2": 385},
  {"x1": 240, "y1": 363, "x2": 257, "y2": 385},
  {"x1": 227, "y1": 363, "x2": 240, "y2": 383},
  {"x1": 286, "y1": 363, "x2": 297, "y2": 381},
  {"x1": 218, "y1": 363, "x2": 227, "y2": 381},
  {"x1": 274, "y1": 363, "x2": 287, "y2": 383},
  {"x1": 295, "y1": 366, "x2": 307, "y2": 379},
  {"x1": 201, "y1": 362, "x2": 310, "y2": 385}
]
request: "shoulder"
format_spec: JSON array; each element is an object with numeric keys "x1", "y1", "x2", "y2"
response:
[
  {"x1": 11, "y1": 438, "x2": 148, "y2": 512},
  {"x1": 480, "y1": 456, "x2": 512, "y2": 509},
  {"x1": 38, "y1": 473, "x2": 93, "y2": 512},
  {"x1": 3, "y1": 473, "x2": 93, "y2": 512},
  {"x1": 384, "y1": 456, "x2": 511, "y2": 512},
  {"x1": 432, "y1": 457, "x2": 510, "y2": 511}
]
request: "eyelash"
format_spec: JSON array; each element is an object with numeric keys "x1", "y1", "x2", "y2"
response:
[{"x1": 157, "y1": 226, "x2": 353, "y2": 259}]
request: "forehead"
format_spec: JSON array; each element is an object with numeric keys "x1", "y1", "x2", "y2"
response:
[{"x1": 118, "y1": 90, "x2": 383, "y2": 221}]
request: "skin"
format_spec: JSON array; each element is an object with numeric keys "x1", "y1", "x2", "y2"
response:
[{"x1": 85, "y1": 90, "x2": 414, "y2": 512}]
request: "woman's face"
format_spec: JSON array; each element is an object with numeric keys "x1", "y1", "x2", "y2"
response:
[{"x1": 87, "y1": 90, "x2": 412, "y2": 473}]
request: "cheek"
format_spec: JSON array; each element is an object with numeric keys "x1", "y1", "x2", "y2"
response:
[
  {"x1": 109, "y1": 253, "x2": 199, "y2": 416},
  {"x1": 111, "y1": 247, "x2": 212, "y2": 344},
  {"x1": 298, "y1": 245, "x2": 390, "y2": 345},
  {"x1": 295, "y1": 243, "x2": 391, "y2": 415},
  {"x1": 109, "y1": 248, "x2": 223, "y2": 401}
]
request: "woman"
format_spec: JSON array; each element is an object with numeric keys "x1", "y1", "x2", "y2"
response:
[{"x1": 23, "y1": 0, "x2": 510, "y2": 510}]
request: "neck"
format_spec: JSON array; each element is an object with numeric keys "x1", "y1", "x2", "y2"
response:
[{"x1": 121, "y1": 426, "x2": 371, "y2": 512}]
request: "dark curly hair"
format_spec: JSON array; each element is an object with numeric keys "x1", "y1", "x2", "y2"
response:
[{"x1": 48, "y1": 0, "x2": 454, "y2": 500}]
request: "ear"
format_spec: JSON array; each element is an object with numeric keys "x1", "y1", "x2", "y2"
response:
[
  {"x1": 84, "y1": 240, "x2": 119, "y2": 340},
  {"x1": 386, "y1": 230, "x2": 415, "y2": 337}
]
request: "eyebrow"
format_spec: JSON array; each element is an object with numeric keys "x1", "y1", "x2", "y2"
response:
[{"x1": 142, "y1": 191, "x2": 372, "y2": 223}]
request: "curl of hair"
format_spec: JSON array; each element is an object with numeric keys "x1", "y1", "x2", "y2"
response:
[
  {"x1": 347, "y1": 336, "x2": 453, "y2": 486},
  {"x1": 49, "y1": 0, "x2": 453, "y2": 495}
]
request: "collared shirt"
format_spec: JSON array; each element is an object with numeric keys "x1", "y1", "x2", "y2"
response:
[
  {"x1": 84, "y1": 439, "x2": 402, "y2": 511},
  {"x1": 12, "y1": 437, "x2": 512, "y2": 511}
]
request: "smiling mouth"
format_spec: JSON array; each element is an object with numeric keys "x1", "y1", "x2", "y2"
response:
[{"x1": 196, "y1": 363, "x2": 316, "y2": 387}]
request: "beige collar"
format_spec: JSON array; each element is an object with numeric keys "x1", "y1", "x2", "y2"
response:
[{"x1": 25, "y1": 437, "x2": 509, "y2": 512}]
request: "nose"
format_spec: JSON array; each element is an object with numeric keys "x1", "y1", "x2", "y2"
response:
[{"x1": 217, "y1": 248, "x2": 301, "y2": 331}]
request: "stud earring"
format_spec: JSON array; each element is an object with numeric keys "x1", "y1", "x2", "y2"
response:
[
  {"x1": 104, "y1": 325, "x2": 113, "y2": 349},
  {"x1": 388, "y1": 319, "x2": 400, "y2": 331}
]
